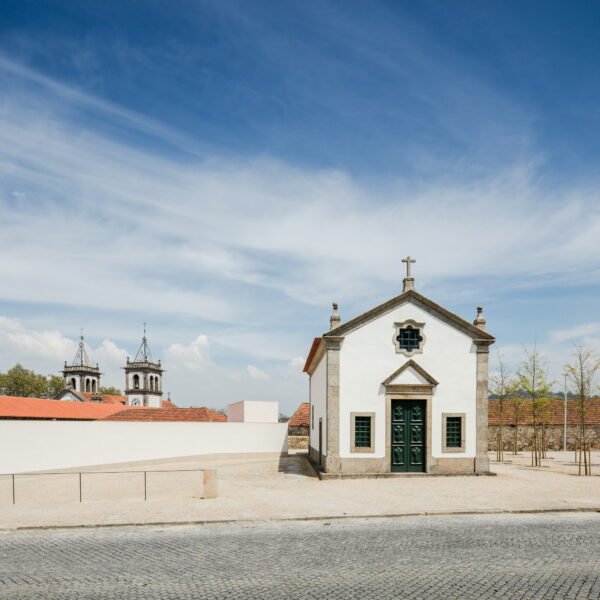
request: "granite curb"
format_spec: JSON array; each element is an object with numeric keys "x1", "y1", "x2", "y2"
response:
[{"x1": 2, "y1": 505, "x2": 599, "y2": 533}]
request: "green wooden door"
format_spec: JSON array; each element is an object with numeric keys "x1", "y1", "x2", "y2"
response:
[{"x1": 391, "y1": 400, "x2": 426, "y2": 472}]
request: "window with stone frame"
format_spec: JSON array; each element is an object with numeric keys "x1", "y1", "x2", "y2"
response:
[
  {"x1": 394, "y1": 320, "x2": 425, "y2": 356},
  {"x1": 442, "y1": 413, "x2": 465, "y2": 453},
  {"x1": 351, "y1": 412, "x2": 375, "y2": 452}
]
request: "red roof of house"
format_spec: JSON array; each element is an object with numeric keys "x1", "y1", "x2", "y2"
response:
[
  {"x1": 161, "y1": 399, "x2": 178, "y2": 408},
  {"x1": 303, "y1": 338, "x2": 323, "y2": 372},
  {"x1": 489, "y1": 397, "x2": 600, "y2": 426},
  {"x1": 100, "y1": 407, "x2": 228, "y2": 422},
  {"x1": 289, "y1": 402, "x2": 310, "y2": 428},
  {"x1": 80, "y1": 392, "x2": 127, "y2": 405},
  {"x1": 0, "y1": 396, "x2": 127, "y2": 420}
]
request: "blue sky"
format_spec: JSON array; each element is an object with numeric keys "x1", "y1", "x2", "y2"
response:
[{"x1": 0, "y1": 1, "x2": 599, "y2": 412}]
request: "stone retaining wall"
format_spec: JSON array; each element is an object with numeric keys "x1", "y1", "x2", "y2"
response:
[
  {"x1": 489, "y1": 424, "x2": 600, "y2": 451},
  {"x1": 288, "y1": 435, "x2": 309, "y2": 450}
]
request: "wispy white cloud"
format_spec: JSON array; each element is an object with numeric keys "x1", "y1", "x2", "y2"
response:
[
  {"x1": 550, "y1": 322, "x2": 600, "y2": 343},
  {"x1": 288, "y1": 356, "x2": 305, "y2": 371},
  {"x1": 0, "y1": 316, "x2": 128, "y2": 386},
  {"x1": 164, "y1": 335, "x2": 211, "y2": 372},
  {"x1": 0, "y1": 316, "x2": 76, "y2": 362},
  {"x1": 246, "y1": 365, "x2": 270, "y2": 381},
  {"x1": 1, "y1": 56, "x2": 599, "y2": 411}
]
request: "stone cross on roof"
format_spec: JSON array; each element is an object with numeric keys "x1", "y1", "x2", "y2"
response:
[
  {"x1": 402, "y1": 256, "x2": 416, "y2": 278},
  {"x1": 402, "y1": 256, "x2": 416, "y2": 292}
]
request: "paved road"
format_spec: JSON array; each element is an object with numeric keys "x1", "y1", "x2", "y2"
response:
[{"x1": 1, "y1": 513, "x2": 600, "y2": 599}]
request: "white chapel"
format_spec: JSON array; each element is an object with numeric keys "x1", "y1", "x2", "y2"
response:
[{"x1": 303, "y1": 258, "x2": 495, "y2": 476}]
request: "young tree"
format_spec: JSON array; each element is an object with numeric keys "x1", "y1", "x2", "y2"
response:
[
  {"x1": 517, "y1": 348, "x2": 554, "y2": 467},
  {"x1": 490, "y1": 354, "x2": 515, "y2": 462},
  {"x1": 565, "y1": 346, "x2": 600, "y2": 476},
  {"x1": 510, "y1": 395, "x2": 526, "y2": 454}
]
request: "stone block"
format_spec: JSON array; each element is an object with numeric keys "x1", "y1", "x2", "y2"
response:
[{"x1": 202, "y1": 468, "x2": 217, "y2": 499}]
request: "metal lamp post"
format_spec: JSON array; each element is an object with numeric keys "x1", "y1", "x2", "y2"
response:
[{"x1": 563, "y1": 373, "x2": 568, "y2": 452}]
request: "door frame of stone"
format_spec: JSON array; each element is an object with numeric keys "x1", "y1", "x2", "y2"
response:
[{"x1": 385, "y1": 384, "x2": 436, "y2": 474}]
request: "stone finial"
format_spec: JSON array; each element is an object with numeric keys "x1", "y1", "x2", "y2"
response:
[
  {"x1": 473, "y1": 306, "x2": 487, "y2": 330},
  {"x1": 330, "y1": 302, "x2": 341, "y2": 330}
]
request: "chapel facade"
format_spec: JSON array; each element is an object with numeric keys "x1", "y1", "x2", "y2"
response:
[{"x1": 303, "y1": 258, "x2": 495, "y2": 476}]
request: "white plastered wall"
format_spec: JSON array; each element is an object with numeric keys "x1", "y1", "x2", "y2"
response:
[
  {"x1": 59, "y1": 391, "x2": 82, "y2": 402},
  {"x1": 308, "y1": 353, "x2": 327, "y2": 456},
  {"x1": 338, "y1": 301, "x2": 477, "y2": 459},
  {"x1": 227, "y1": 401, "x2": 279, "y2": 423},
  {"x1": 0, "y1": 422, "x2": 289, "y2": 473}
]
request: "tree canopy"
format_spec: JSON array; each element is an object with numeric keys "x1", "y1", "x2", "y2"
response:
[
  {"x1": 0, "y1": 364, "x2": 64, "y2": 398},
  {"x1": 99, "y1": 386, "x2": 122, "y2": 395}
]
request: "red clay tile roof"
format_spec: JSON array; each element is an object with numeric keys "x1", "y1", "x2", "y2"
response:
[
  {"x1": 161, "y1": 399, "x2": 178, "y2": 408},
  {"x1": 303, "y1": 338, "x2": 323, "y2": 373},
  {"x1": 288, "y1": 402, "x2": 310, "y2": 427},
  {"x1": 489, "y1": 397, "x2": 600, "y2": 426},
  {"x1": 100, "y1": 407, "x2": 228, "y2": 422},
  {"x1": 80, "y1": 392, "x2": 127, "y2": 405},
  {"x1": 0, "y1": 396, "x2": 126, "y2": 420}
]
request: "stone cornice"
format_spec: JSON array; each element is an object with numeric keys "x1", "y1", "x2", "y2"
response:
[{"x1": 322, "y1": 289, "x2": 495, "y2": 342}]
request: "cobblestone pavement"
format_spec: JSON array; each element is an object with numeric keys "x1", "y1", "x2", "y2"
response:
[{"x1": 1, "y1": 513, "x2": 600, "y2": 599}]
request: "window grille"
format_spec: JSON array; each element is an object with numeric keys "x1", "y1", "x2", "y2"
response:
[
  {"x1": 446, "y1": 416, "x2": 462, "y2": 448},
  {"x1": 354, "y1": 416, "x2": 372, "y2": 448},
  {"x1": 396, "y1": 327, "x2": 423, "y2": 352}
]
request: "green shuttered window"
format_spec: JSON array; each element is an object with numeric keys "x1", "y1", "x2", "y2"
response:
[
  {"x1": 446, "y1": 416, "x2": 462, "y2": 448},
  {"x1": 354, "y1": 416, "x2": 372, "y2": 448}
]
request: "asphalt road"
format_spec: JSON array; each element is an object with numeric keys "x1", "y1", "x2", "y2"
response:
[{"x1": 1, "y1": 513, "x2": 600, "y2": 599}]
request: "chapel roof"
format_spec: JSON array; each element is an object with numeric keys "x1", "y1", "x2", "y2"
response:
[
  {"x1": 303, "y1": 338, "x2": 323, "y2": 373},
  {"x1": 304, "y1": 287, "x2": 494, "y2": 374},
  {"x1": 322, "y1": 289, "x2": 494, "y2": 341},
  {"x1": 288, "y1": 402, "x2": 310, "y2": 428}
]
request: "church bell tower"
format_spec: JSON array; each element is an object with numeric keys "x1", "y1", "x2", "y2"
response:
[
  {"x1": 62, "y1": 331, "x2": 101, "y2": 393},
  {"x1": 125, "y1": 325, "x2": 163, "y2": 407}
]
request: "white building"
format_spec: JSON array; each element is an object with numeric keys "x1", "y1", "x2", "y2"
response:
[
  {"x1": 228, "y1": 400, "x2": 279, "y2": 423},
  {"x1": 303, "y1": 258, "x2": 495, "y2": 476}
]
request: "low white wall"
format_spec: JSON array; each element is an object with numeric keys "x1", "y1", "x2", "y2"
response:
[{"x1": 0, "y1": 422, "x2": 288, "y2": 473}]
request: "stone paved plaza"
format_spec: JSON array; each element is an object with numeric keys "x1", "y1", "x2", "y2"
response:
[
  {"x1": 2, "y1": 452, "x2": 600, "y2": 530},
  {"x1": 2, "y1": 513, "x2": 600, "y2": 599}
]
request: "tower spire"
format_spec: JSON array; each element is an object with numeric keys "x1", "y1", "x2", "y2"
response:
[
  {"x1": 72, "y1": 328, "x2": 91, "y2": 367},
  {"x1": 134, "y1": 323, "x2": 153, "y2": 363},
  {"x1": 63, "y1": 328, "x2": 101, "y2": 393}
]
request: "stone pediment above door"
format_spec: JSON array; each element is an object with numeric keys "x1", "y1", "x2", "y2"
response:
[{"x1": 382, "y1": 359, "x2": 438, "y2": 391}]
